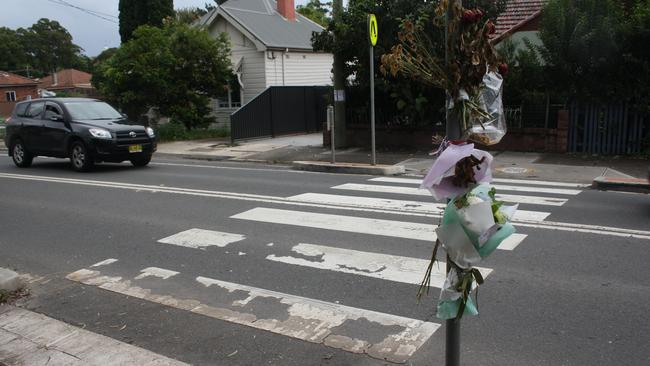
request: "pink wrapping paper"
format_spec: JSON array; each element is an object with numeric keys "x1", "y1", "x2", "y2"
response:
[{"x1": 420, "y1": 143, "x2": 493, "y2": 200}]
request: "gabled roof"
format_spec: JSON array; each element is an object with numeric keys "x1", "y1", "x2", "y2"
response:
[
  {"x1": 0, "y1": 71, "x2": 38, "y2": 87},
  {"x1": 202, "y1": 0, "x2": 324, "y2": 51},
  {"x1": 39, "y1": 69, "x2": 93, "y2": 89},
  {"x1": 493, "y1": 0, "x2": 547, "y2": 42}
]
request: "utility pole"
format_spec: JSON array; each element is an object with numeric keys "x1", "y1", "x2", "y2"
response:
[
  {"x1": 445, "y1": 2, "x2": 462, "y2": 366},
  {"x1": 332, "y1": 0, "x2": 347, "y2": 148}
]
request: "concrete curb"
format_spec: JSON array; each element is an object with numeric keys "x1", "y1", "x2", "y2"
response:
[
  {"x1": 592, "y1": 176, "x2": 650, "y2": 193},
  {"x1": 292, "y1": 161, "x2": 405, "y2": 175},
  {"x1": 0, "y1": 268, "x2": 23, "y2": 293}
]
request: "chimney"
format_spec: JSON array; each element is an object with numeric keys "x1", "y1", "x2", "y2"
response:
[{"x1": 277, "y1": 0, "x2": 295, "y2": 21}]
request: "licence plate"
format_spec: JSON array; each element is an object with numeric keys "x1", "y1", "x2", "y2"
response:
[{"x1": 128, "y1": 144, "x2": 142, "y2": 153}]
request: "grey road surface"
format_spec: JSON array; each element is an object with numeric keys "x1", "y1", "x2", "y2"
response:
[{"x1": 0, "y1": 155, "x2": 649, "y2": 366}]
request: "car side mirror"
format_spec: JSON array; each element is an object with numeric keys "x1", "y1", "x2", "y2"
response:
[
  {"x1": 121, "y1": 113, "x2": 128, "y2": 119},
  {"x1": 50, "y1": 115, "x2": 64, "y2": 122}
]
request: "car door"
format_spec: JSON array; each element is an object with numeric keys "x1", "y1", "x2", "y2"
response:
[
  {"x1": 41, "y1": 102, "x2": 71, "y2": 156},
  {"x1": 21, "y1": 101, "x2": 45, "y2": 153}
]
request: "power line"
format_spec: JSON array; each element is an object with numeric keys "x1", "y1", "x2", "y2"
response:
[{"x1": 45, "y1": 0, "x2": 119, "y2": 23}]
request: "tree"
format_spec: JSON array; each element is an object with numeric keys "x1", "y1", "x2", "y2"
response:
[
  {"x1": 538, "y1": 0, "x2": 624, "y2": 102},
  {"x1": 618, "y1": 0, "x2": 650, "y2": 112},
  {"x1": 297, "y1": 0, "x2": 331, "y2": 27},
  {"x1": 17, "y1": 18, "x2": 83, "y2": 77},
  {"x1": 0, "y1": 27, "x2": 26, "y2": 73},
  {"x1": 312, "y1": 0, "x2": 505, "y2": 128},
  {"x1": 95, "y1": 21, "x2": 232, "y2": 129},
  {"x1": 119, "y1": 0, "x2": 174, "y2": 43}
]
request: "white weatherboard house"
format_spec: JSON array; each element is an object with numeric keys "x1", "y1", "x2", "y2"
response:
[{"x1": 200, "y1": 0, "x2": 333, "y2": 110}]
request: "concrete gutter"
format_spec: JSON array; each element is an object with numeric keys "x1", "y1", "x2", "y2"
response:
[
  {"x1": 592, "y1": 176, "x2": 650, "y2": 193},
  {"x1": 293, "y1": 161, "x2": 405, "y2": 175}
]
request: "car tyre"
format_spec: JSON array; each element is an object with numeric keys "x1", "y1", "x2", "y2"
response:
[
  {"x1": 130, "y1": 154, "x2": 152, "y2": 167},
  {"x1": 11, "y1": 139, "x2": 33, "y2": 168},
  {"x1": 70, "y1": 141, "x2": 94, "y2": 172}
]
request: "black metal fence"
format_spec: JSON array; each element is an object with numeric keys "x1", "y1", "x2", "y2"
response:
[
  {"x1": 230, "y1": 86, "x2": 331, "y2": 141},
  {"x1": 568, "y1": 103, "x2": 649, "y2": 154}
]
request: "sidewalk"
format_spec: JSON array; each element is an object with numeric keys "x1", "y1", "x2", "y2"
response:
[
  {"x1": 0, "y1": 305, "x2": 188, "y2": 365},
  {"x1": 156, "y1": 134, "x2": 648, "y2": 187}
]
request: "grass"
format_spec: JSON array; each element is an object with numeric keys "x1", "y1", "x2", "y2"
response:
[{"x1": 155, "y1": 122, "x2": 229, "y2": 142}]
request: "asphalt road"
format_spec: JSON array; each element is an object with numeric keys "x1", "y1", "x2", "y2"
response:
[{"x1": 0, "y1": 155, "x2": 649, "y2": 366}]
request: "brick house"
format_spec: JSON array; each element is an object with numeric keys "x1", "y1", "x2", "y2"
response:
[
  {"x1": 38, "y1": 69, "x2": 98, "y2": 97},
  {"x1": 0, "y1": 71, "x2": 39, "y2": 118}
]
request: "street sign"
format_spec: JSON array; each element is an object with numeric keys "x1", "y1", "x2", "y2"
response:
[
  {"x1": 368, "y1": 14, "x2": 378, "y2": 46},
  {"x1": 368, "y1": 13, "x2": 377, "y2": 165}
]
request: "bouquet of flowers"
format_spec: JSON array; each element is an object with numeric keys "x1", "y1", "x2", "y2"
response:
[
  {"x1": 380, "y1": 0, "x2": 507, "y2": 145},
  {"x1": 418, "y1": 142, "x2": 518, "y2": 320}
]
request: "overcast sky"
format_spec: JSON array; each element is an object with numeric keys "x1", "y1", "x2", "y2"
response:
[{"x1": 1, "y1": 0, "x2": 310, "y2": 57}]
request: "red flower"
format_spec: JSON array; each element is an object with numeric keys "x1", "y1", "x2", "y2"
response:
[
  {"x1": 486, "y1": 20, "x2": 496, "y2": 35},
  {"x1": 498, "y1": 63, "x2": 509, "y2": 76},
  {"x1": 462, "y1": 9, "x2": 477, "y2": 23}
]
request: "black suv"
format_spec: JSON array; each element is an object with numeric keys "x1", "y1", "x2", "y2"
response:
[{"x1": 4, "y1": 98, "x2": 156, "y2": 171}]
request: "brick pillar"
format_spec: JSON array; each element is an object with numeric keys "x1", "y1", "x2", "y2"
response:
[{"x1": 555, "y1": 109, "x2": 569, "y2": 153}]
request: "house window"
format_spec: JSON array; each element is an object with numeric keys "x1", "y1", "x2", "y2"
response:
[{"x1": 5, "y1": 91, "x2": 16, "y2": 102}]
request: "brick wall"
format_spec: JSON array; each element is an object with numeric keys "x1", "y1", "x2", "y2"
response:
[{"x1": 0, "y1": 85, "x2": 38, "y2": 117}]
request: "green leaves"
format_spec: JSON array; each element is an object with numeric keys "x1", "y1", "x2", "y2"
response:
[{"x1": 95, "y1": 21, "x2": 231, "y2": 129}]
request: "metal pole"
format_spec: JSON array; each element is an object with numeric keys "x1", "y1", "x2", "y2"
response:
[
  {"x1": 445, "y1": 2, "x2": 462, "y2": 366},
  {"x1": 370, "y1": 45, "x2": 376, "y2": 166},
  {"x1": 332, "y1": 0, "x2": 347, "y2": 148},
  {"x1": 328, "y1": 105, "x2": 336, "y2": 163}
]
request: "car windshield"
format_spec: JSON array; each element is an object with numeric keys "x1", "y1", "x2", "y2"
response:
[{"x1": 64, "y1": 101, "x2": 124, "y2": 120}]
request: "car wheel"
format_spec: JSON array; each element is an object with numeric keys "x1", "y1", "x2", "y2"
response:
[
  {"x1": 69, "y1": 141, "x2": 94, "y2": 172},
  {"x1": 11, "y1": 139, "x2": 33, "y2": 168},
  {"x1": 130, "y1": 154, "x2": 152, "y2": 167}
]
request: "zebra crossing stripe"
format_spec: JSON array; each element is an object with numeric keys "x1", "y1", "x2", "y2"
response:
[
  {"x1": 266, "y1": 243, "x2": 492, "y2": 287},
  {"x1": 158, "y1": 228, "x2": 245, "y2": 249},
  {"x1": 67, "y1": 265, "x2": 439, "y2": 363},
  {"x1": 333, "y1": 183, "x2": 568, "y2": 206},
  {"x1": 370, "y1": 177, "x2": 590, "y2": 188},
  {"x1": 231, "y1": 207, "x2": 527, "y2": 250},
  {"x1": 287, "y1": 193, "x2": 550, "y2": 222},
  {"x1": 366, "y1": 178, "x2": 581, "y2": 195}
]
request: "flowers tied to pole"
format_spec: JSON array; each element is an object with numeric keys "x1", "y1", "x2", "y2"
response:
[{"x1": 418, "y1": 143, "x2": 518, "y2": 320}]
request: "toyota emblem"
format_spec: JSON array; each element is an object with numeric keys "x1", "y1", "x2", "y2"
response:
[{"x1": 129, "y1": 131, "x2": 136, "y2": 138}]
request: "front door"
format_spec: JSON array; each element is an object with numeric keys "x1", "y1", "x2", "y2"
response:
[{"x1": 41, "y1": 102, "x2": 70, "y2": 156}]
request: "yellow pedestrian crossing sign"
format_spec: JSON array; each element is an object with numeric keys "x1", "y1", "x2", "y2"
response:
[{"x1": 368, "y1": 14, "x2": 378, "y2": 46}]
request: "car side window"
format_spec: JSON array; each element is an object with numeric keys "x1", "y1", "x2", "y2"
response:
[
  {"x1": 44, "y1": 103, "x2": 63, "y2": 120},
  {"x1": 25, "y1": 101, "x2": 45, "y2": 119},
  {"x1": 14, "y1": 103, "x2": 28, "y2": 117}
]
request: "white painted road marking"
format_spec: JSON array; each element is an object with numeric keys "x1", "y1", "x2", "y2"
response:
[
  {"x1": 158, "y1": 228, "x2": 245, "y2": 249},
  {"x1": 2, "y1": 172, "x2": 648, "y2": 239},
  {"x1": 134, "y1": 267, "x2": 179, "y2": 280},
  {"x1": 370, "y1": 176, "x2": 590, "y2": 188},
  {"x1": 333, "y1": 183, "x2": 568, "y2": 206},
  {"x1": 367, "y1": 179, "x2": 582, "y2": 195},
  {"x1": 231, "y1": 207, "x2": 527, "y2": 250},
  {"x1": 266, "y1": 243, "x2": 492, "y2": 287},
  {"x1": 91, "y1": 258, "x2": 118, "y2": 267},
  {"x1": 287, "y1": 192, "x2": 550, "y2": 222},
  {"x1": 67, "y1": 267, "x2": 440, "y2": 363}
]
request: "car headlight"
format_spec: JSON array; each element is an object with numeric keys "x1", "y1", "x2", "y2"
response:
[
  {"x1": 146, "y1": 127, "x2": 155, "y2": 138},
  {"x1": 89, "y1": 128, "x2": 112, "y2": 139}
]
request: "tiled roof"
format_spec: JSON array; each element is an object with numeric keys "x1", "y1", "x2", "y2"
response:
[
  {"x1": 39, "y1": 69, "x2": 93, "y2": 89},
  {"x1": 203, "y1": 0, "x2": 324, "y2": 50},
  {"x1": 495, "y1": 0, "x2": 547, "y2": 36},
  {"x1": 0, "y1": 71, "x2": 38, "y2": 86}
]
